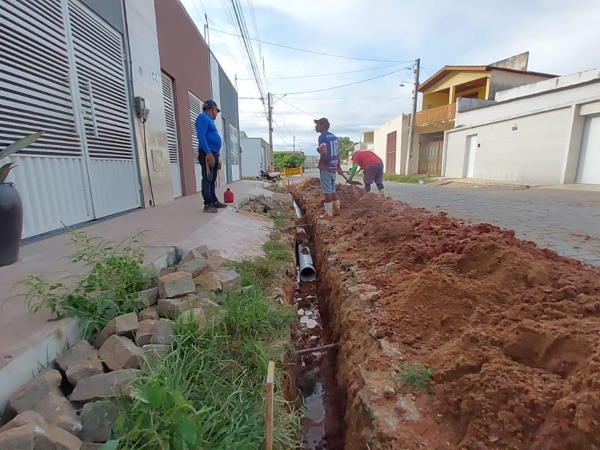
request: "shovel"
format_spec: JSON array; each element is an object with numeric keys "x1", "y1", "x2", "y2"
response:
[{"x1": 341, "y1": 173, "x2": 363, "y2": 186}]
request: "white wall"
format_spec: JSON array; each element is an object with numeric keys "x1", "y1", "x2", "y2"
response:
[
  {"x1": 444, "y1": 74, "x2": 600, "y2": 184},
  {"x1": 241, "y1": 137, "x2": 267, "y2": 177},
  {"x1": 373, "y1": 114, "x2": 409, "y2": 174}
]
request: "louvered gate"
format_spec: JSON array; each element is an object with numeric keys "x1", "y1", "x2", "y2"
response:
[
  {"x1": 161, "y1": 72, "x2": 181, "y2": 197},
  {"x1": 188, "y1": 91, "x2": 203, "y2": 192},
  {"x1": 0, "y1": 0, "x2": 140, "y2": 238}
]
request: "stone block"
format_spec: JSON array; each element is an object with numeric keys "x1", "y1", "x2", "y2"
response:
[
  {"x1": 138, "y1": 287, "x2": 159, "y2": 306},
  {"x1": 180, "y1": 245, "x2": 209, "y2": 265},
  {"x1": 141, "y1": 344, "x2": 170, "y2": 366},
  {"x1": 216, "y1": 269, "x2": 242, "y2": 293},
  {"x1": 55, "y1": 341, "x2": 104, "y2": 386},
  {"x1": 138, "y1": 306, "x2": 159, "y2": 321},
  {"x1": 0, "y1": 411, "x2": 82, "y2": 450},
  {"x1": 93, "y1": 312, "x2": 139, "y2": 348},
  {"x1": 207, "y1": 251, "x2": 224, "y2": 271},
  {"x1": 150, "y1": 319, "x2": 175, "y2": 345},
  {"x1": 8, "y1": 369, "x2": 81, "y2": 435},
  {"x1": 80, "y1": 401, "x2": 120, "y2": 443},
  {"x1": 156, "y1": 294, "x2": 212, "y2": 318},
  {"x1": 69, "y1": 370, "x2": 138, "y2": 403},
  {"x1": 177, "y1": 257, "x2": 210, "y2": 277},
  {"x1": 158, "y1": 271, "x2": 195, "y2": 298},
  {"x1": 194, "y1": 271, "x2": 222, "y2": 292},
  {"x1": 136, "y1": 320, "x2": 157, "y2": 346},
  {"x1": 98, "y1": 335, "x2": 141, "y2": 371},
  {"x1": 159, "y1": 266, "x2": 176, "y2": 276}
]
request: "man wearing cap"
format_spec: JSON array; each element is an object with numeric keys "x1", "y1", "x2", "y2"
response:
[
  {"x1": 348, "y1": 149, "x2": 385, "y2": 196},
  {"x1": 314, "y1": 117, "x2": 344, "y2": 218},
  {"x1": 196, "y1": 99, "x2": 227, "y2": 213}
]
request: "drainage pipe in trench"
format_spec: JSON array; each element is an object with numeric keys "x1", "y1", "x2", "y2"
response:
[{"x1": 298, "y1": 244, "x2": 317, "y2": 282}]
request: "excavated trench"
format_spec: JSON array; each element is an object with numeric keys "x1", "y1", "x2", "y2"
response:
[{"x1": 291, "y1": 201, "x2": 346, "y2": 450}]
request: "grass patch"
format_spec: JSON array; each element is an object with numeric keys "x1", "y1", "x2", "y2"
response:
[
  {"x1": 19, "y1": 230, "x2": 156, "y2": 338},
  {"x1": 235, "y1": 240, "x2": 291, "y2": 289},
  {"x1": 108, "y1": 239, "x2": 301, "y2": 449},
  {"x1": 393, "y1": 363, "x2": 433, "y2": 390},
  {"x1": 382, "y1": 173, "x2": 434, "y2": 184}
]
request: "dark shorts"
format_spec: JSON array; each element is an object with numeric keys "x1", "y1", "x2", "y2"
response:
[{"x1": 363, "y1": 163, "x2": 384, "y2": 185}]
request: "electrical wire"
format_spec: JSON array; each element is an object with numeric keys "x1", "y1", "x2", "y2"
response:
[
  {"x1": 236, "y1": 62, "x2": 407, "y2": 80},
  {"x1": 209, "y1": 26, "x2": 413, "y2": 63},
  {"x1": 277, "y1": 67, "x2": 410, "y2": 95}
]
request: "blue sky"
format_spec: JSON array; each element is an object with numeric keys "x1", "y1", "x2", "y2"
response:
[{"x1": 180, "y1": 0, "x2": 600, "y2": 155}]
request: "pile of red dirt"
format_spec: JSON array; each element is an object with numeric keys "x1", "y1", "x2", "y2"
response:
[{"x1": 293, "y1": 179, "x2": 600, "y2": 450}]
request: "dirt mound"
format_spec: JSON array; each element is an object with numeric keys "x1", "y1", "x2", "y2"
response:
[{"x1": 294, "y1": 181, "x2": 600, "y2": 450}]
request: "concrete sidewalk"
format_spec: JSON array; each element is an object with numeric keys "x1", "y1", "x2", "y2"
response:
[{"x1": 0, "y1": 180, "x2": 275, "y2": 410}]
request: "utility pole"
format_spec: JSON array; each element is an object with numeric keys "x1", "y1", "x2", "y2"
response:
[
  {"x1": 267, "y1": 93, "x2": 273, "y2": 161},
  {"x1": 293, "y1": 136, "x2": 296, "y2": 153},
  {"x1": 406, "y1": 58, "x2": 420, "y2": 175}
]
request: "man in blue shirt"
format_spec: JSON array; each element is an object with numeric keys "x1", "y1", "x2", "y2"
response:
[
  {"x1": 314, "y1": 117, "x2": 343, "y2": 218},
  {"x1": 196, "y1": 99, "x2": 226, "y2": 213}
]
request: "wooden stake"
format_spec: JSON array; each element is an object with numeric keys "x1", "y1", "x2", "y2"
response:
[{"x1": 265, "y1": 360, "x2": 275, "y2": 450}]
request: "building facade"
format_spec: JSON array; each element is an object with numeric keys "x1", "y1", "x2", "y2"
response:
[
  {"x1": 443, "y1": 69, "x2": 600, "y2": 185},
  {"x1": 240, "y1": 133, "x2": 269, "y2": 177}
]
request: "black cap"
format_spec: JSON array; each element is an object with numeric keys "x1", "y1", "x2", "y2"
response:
[
  {"x1": 314, "y1": 117, "x2": 330, "y2": 129},
  {"x1": 203, "y1": 99, "x2": 221, "y2": 112}
]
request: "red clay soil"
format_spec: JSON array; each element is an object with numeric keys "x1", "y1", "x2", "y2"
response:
[{"x1": 293, "y1": 178, "x2": 600, "y2": 450}]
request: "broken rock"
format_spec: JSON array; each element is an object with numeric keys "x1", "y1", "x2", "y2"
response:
[
  {"x1": 98, "y1": 335, "x2": 141, "y2": 371},
  {"x1": 8, "y1": 369, "x2": 81, "y2": 435},
  {"x1": 80, "y1": 401, "x2": 120, "y2": 443},
  {"x1": 138, "y1": 287, "x2": 159, "y2": 306},
  {"x1": 159, "y1": 271, "x2": 195, "y2": 298},
  {"x1": 138, "y1": 306, "x2": 159, "y2": 321},
  {"x1": 69, "y1": 369, "x2": 138, "y2": 403},
  {"x1": 141, "y1": 344, "x2": 170, "y2": 365},
  {"x1": 151, "y1": 319, "x2": 175, "y2": 345},
  {"x1": 55, "y1": 341, "x2": 104, "y2": 386},
  {"x1": 93, "y1": 312, "x2": 139, "y2": 348},
  {"x1": 180, "y1": 245, "x2": 210, "y2": 265},
  {"x1": 136, "y1": 319, "x2": 157, "y2": 346},
  {"x1": 207, "y1": 251, "x2": 224, "y2": 271},
  {"x1": 0, "y1": 411, "x2": 82, "y2": 450},
  {"x1": 178, "y1": 257, "x2": 210, "y2": 277},
  {"x1": 156, "y1": 293, "x2": 213, "y2": 318},
  {"x1": 216, "y1": 268, "x2": 242, "y2": 293},
  {"x1": 194, "y1": 271, "x2": 222, "y2": 292}
]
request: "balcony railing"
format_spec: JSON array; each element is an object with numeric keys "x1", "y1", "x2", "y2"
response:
[{"x1": 415, "y1": 103, "x2": 456, "y2": 127}]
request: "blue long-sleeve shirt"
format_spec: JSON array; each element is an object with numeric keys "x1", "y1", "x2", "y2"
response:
[{"x1": 195, "y1": 111, "x2": 222, "y2": 154}]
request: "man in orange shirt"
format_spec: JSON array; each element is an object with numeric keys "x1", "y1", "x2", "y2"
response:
[{"x1": 348, "y1": 149, "x2": 385, "y2": 196}]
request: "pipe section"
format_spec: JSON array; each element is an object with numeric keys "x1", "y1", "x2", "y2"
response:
[
  {"x1": 293, "y1": 200, "x2": 302, "y2": 219},
  {"x1": 297, "y1": 244, "x2": 316, "y2": 282}
]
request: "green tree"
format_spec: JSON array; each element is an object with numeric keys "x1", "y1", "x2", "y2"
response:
[
  {"x1": 337, "y1": 136, "x2": 355, "y2": 161},
  {"x1": 273, "y1": 153, "x2": 306, "y2": 169}
]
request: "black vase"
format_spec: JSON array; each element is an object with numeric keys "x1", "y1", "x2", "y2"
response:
[{"x1": 0, "y1": 182, "x2": 24, "y2": 266}]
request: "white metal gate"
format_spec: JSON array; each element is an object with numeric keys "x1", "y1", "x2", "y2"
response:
[
  {"x1": 188, "y1": 91, "x2": 203, "y2": 192},
  {"x1": 228, "y1": 123, "x2": 240, "y2": 182},
  {"x1": 576, "y1": 115, "x2": 600, "y2": 185},
  {"x1": 0, "y1": 0, "x2": 140, "y2": 238},
  {"x1": 161, "y1": 72, "x2": 181, "y2": 197}
]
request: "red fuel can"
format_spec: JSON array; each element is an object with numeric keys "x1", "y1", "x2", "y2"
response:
[{"x1": 224, "y1": 188, "x2": 234, "y2": 203}]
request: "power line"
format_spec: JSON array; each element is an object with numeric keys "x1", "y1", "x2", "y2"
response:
[
  {"x1": 235, "y1": 62, "x2": 406, "y2": 80},
  {"x1": 277, "y1": 97, "x2": 315, "y2": 118},
  {"x1": 209, "y1": 26, "x2": 413, "y2": 63},
  {"x1": 277, "y1": 67, "x2": 410, "y2": 95}
]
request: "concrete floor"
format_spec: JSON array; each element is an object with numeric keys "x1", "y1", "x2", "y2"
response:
[{"x1": 0, "y1": 180, "x2": 275, "y2": 410}]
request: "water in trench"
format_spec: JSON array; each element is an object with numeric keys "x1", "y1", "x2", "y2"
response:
[{"x1": 292, "y1": 202, "x2": 345, "y2": 450}]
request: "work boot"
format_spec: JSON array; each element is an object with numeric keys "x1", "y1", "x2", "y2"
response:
[
  {"x1": 203, "y1": 204, "x2": 218, "y2": 213},
  {"x1": 378, "y1": 189, "x2": 385, "y2": 197},
  {"x1": 319, "y1": 202, "x2": 334, "y2": 220},
  {"x1": 214, "y1": 201, "x2": 227, "y2": 208},
  {"x1": 333, "y1": 200, "x2": 341, "y2": 216}
]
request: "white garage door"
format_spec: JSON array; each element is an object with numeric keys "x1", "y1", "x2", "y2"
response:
[{"x1": 577, "y1": 115, "x2": 600, "y2": 184}]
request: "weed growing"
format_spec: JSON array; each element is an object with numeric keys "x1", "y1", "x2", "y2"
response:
[
  {"x1": 393, "y1": 363, "x2": 433, "y2": 390},
  {"x1": 20, "y1": 230, "x2": 156, "y2": 337},
  {"x1": 108, "y1": 240, "x2": 301, "y2": 449}
]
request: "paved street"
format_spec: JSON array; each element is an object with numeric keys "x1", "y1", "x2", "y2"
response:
[{"x1": 384, "y1": 181, "x2": 600, "y2": 266}]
